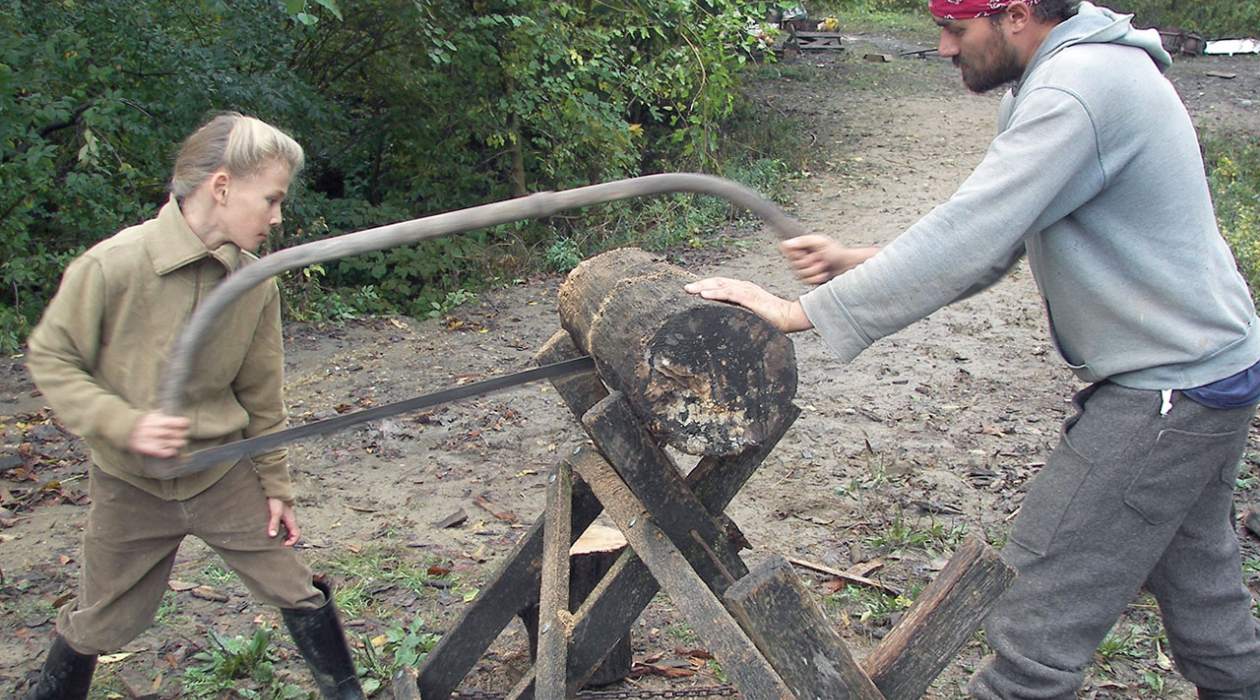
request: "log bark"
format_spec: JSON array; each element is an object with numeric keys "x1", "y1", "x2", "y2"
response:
[
  {"x1": 724, "y1": 555, "x2": 885, "y2": 700},
  {"x1": 863, "y1": 538, "x2": 1016, "y2": 700},
  {"x1": 558, "y1": 248, "x2": 797, "y2": 456},
  {"x1": 536, "y1": 460, "x2": 573, "y2": 698}
]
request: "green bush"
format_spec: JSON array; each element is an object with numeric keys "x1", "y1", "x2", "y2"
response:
[
  {"x1": 1206, "y1": 137, "x2": 1260, "y2": 300},
  {"x1": 1107, "y1": 1, "x2": 1260, "y2": 36},
  {"x1": 1, "y1": 0, "x2": 800, "y2": 353},
  {"x1": 814, "y1": 0, "x2": 1260, "y2": 36}
]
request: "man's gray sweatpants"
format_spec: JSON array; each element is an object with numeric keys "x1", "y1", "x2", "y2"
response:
[{"x1": 970, "y1": 382, "x2": 1260, "y2": 698}]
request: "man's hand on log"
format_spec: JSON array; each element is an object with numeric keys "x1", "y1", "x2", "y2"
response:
[
  {"x1": 684, "y1": 278, "x2": 813, "y2": 333},
  {"x1": 780, "y1": 234, "x2": 880, "y2": 285}
]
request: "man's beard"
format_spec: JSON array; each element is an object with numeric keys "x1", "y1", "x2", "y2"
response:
[{"x1": 954, "y1": 32, "x2": 1023, "y2": 93}]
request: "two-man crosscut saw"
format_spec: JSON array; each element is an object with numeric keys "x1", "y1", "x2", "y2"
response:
[
  {"x1": 150, "y1": 173, "x2": 808, "y2": 480},
  {"x1": 172, "y1": 355, "x2": 594, "y2": 476}
]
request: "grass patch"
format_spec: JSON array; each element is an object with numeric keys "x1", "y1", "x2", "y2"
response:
[
  {"x1": 355, "y1": 617, "x2": 442, "y2": 696},
  {"x1": 311, "y1": 543, "x2": 468, "y2": 618},
  {"x1": 807, "y1": 1, "x2": 936, "y2": 37},
  {"x1": 824, "y1": 584, "x2": 914, "y2": 627},
  {"x1": 863, "y1": 510, "x2": 969, "y2": 555},
  {"x1": 200, "y1": 562, "x2": 235, "y2": 586},
  {"x1": 666, "y1": 621, "x2": 700, "y2": 646},
  {"x1": 180, "y1": 626, "x2": 307, "y2": 699}
]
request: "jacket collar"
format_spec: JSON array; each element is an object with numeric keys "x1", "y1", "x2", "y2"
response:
[{"x1": 146, "y1": 196, "x2": 242, "y2": 276}]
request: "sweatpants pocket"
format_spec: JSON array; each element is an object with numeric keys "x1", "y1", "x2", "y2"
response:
[
  {"x1": 1010, "y1": 442, "x2": 1092, "y2": 558},
  {"x1": 1123, "y1": 428, "x2": 1241, "y2": 526}
]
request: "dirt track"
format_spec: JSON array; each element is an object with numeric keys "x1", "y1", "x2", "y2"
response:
[{"x1": 2, "y1": 33, "x2": 1258, "y2": 699}]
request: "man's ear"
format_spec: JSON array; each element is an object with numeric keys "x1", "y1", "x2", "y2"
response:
[
  {"x1": 1004, "y1": 1, "x2": 1033, "y2": 31},
  {"x1": 210, "y1": 170, "x2": 231, "y2": 206}
]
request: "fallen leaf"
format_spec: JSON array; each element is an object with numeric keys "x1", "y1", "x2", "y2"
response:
[
  {"x1": 190, "y1": 586, "x2": 228, "y2": 603},
  {"x1": 168, "y1": 580, "x2": 198, "y2": 592},
  {"x1": 99, "y1": 652, "x2": 134, "y2": 665},
  {"x1": 427, "y1": 565, "x2": 451, "y2": 577}
]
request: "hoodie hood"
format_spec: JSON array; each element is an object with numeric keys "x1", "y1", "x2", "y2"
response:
[{"x1": 1024, "y1": 2, "x2": 1172, "y2": 82}]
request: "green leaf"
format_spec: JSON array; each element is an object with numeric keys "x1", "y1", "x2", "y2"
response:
[{"x1": 312, "y1": 0, "x2": 343, "y2": 20}]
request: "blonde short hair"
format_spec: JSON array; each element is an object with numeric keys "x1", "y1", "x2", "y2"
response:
[{"x1": 170, "y1": 112, "x2": 304, "y2": 200}]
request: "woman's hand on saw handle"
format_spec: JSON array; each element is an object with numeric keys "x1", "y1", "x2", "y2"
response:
[
  {"x1": 780, "y1": 234, "x2": 880, "y2": 285},
  {"x1": 684, "y1": 278, "x2": 813, "y2": 334}
]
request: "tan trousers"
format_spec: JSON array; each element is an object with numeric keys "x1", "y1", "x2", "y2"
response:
[{"x1": 58, "y1": 460, "x2": 322, "y2": 654}]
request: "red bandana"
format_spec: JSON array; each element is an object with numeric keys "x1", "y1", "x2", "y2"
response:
[{"x1": 929, "y1": 0, "x2": 1042, "y2": 20}]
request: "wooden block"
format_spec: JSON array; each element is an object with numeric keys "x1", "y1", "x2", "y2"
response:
[
  {"x1": 519, "y1": 524, "x2": 633, "y2": 687},
  {"x1": 725, "y1": 555, "x2": 884, "y2": 700},
  {"x1": 863, "y1": 53, "x2": 893, "y2": 62},
  {"x1": 571, "y1": 451, "x2": 794, "y2": 700},
  {"x1": 417, "y1": 334, "x2": 609, "y2": 700},
  {"x1": 863, "y1": 538, "x2": 1016, "y2": 700},
  {"x1": 506, "y1": 406, "x2": 798, "y2": 698},
  {"x1": 536, "y1": 461, "x2": 573, "y2": 698},
  {"x1": 582, "y1": 392, "x2": 748, "y2": 592},
  {"x1": 391, "y1": 666, "x2": 422, "y2": 699}
]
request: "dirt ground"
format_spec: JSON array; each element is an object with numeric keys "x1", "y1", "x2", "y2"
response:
[{"x1": 2, "y1": 30, "x2": 1259, "y2": 700}]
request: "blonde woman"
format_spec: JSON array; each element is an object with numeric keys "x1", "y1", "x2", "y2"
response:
[{"x1": 22, "y1": 113, "x2": 364, "y2": 699}]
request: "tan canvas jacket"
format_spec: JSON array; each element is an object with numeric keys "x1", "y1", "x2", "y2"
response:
[{"x1": 26, "y1": 197, "x2": 293, "y2": 502}]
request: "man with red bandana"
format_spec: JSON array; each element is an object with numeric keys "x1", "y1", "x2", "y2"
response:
[{"x1": 687, "y1": 1, "x2": 1260, "y2": 698}]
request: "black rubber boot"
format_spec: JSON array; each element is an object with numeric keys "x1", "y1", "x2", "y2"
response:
[
  {"x1": 1199, "y1": 684, "x2": 1260, "y2": 700},
  {"x1": 281, "y1": 579, "x2": 365, "y2": 700},
  {"x1": 23, "y1": 635, "x2": 97, "y2": 700}
]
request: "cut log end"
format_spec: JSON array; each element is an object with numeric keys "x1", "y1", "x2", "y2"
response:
[{"x1": 559, "y1": 248, "x2": 798, "y2": 456}]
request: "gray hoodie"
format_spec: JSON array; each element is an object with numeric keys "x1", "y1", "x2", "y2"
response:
[{"x1": 799, "y1": 3, "x2": 1260, "y2": 390}]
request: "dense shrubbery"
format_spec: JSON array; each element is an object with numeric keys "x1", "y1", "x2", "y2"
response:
[
  {"x1": 1, "y1": 0, "x2": 798, "y2": 352},
  {"x1": 1107, "y1": 1, "x2": 1260, "y2": 36},
  {"x1": 818, "y1": 0, "x2": 1260, "y2": 36},
  {"x1": 1207, "y1": 138, "x2": 1260, "y2": 301}
]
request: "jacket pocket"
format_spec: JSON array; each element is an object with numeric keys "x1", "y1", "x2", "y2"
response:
[{"x1": 1123, "y1": 428, "x2": 1242, "y2": 526}]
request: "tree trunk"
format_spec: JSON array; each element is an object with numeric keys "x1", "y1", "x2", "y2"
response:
[{"x1": 558, "y1": 247, "x2": 797, "y2": 456}]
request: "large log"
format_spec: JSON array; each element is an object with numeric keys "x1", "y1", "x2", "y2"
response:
[{"x1": 558, "y1": 248, "x2": 797, "y2": 456}]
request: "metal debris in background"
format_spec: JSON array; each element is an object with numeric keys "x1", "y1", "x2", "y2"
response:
[
  {"x1": 1204, "y1": 38, "x2": 1260, "y2": 55},
  {"x1": 1159, "y1": 29, "x2": 1207, "y2": 56}
]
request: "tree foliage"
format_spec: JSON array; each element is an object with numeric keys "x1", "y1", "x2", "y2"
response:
[{"x1": 1, "y1": 0, "x2": 780, "y2": 351}]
